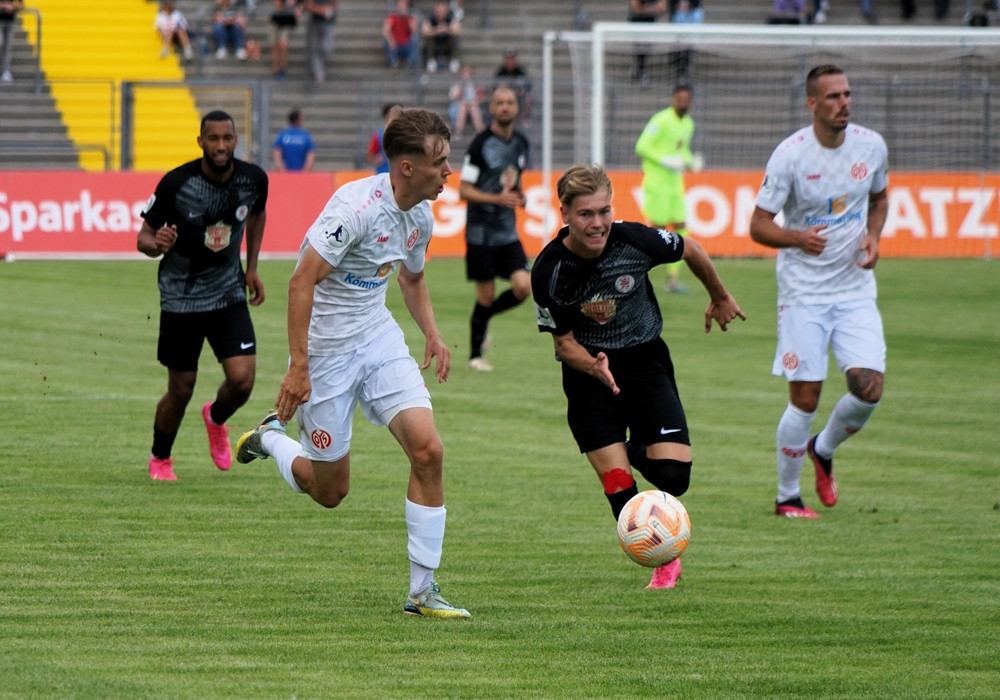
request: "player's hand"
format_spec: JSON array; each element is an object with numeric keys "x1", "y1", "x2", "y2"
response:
[
  {"x1": 420, "y1": 336, "x2": 451, "y2": 383},
  {"x1": 592, "y1": 352, "x2": 619, "y2": 395},
  {"x1": 690, "y1": 153, "x2": 705, "y2": 173},
  {"x1": 245, "y1": 269, "x2": 265, "y2": 306},
  {"x1": 275, "y1": 363, "x2": 311, "y2": 423},
  {"x1": 856, "y1": 234, "x2": 880, "y2": 269},
  {"x1": 704, "y1": 294, "x2": 747, "y2": 333},
  {"x1": 154, "y1": 224, "x2": 178, "y2": 254},
  {"x1": 798, "y1": 225, "x2": 828, "y2": 256},
  {"x1": 497, "y1": 188, "x2": 526, "y2": 210}
]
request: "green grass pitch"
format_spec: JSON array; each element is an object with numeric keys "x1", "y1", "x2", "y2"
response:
[{"x1": 0, "y1": 257, "x2": 998, "y2": 698}]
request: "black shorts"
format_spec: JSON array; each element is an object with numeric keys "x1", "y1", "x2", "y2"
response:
[
  {"x1": 562, "y1": 337, "x2": 689, "y2": 454},
  {"x1": 157, "y1": 303, "x2": 256, "y2": 372},
  {"x1": 465, "y1": 241, "x2": 529, "y2": 282}
]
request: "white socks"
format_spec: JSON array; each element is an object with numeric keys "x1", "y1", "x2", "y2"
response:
[
  {"x1": 816, "y1": 393, "x2": 878, "y2": 459},
  {"x1": 776, "y1": 402, "x2": 814, "y2": 503},
  {"x1": 776, "y1": 393, "x2": 879, "y2": 502},
  {"x1": 261, "y1": 430, "x2": 306, "y2": 494},
  {"x1": 406, "y1": 499, "x2": 446, "y2": 596}
]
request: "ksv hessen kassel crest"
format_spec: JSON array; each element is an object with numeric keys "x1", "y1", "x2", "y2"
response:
[
  {"x1": 581, "y1": 295, "x2": 617, "y2": 324},
  {"x1": 204, "y1": 220, "x2": 232, "y2": 252}
]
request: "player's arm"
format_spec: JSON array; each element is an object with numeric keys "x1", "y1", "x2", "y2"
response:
[
  {"x1": 274, "y1": 244, "x2": 332, "y2": 423},
  {"x1": 635, "y1": 116, "x2": 688, "y2": 172},
  {"x1": 552, "y1": 330, "x2": 618, "y2": 395},
  {"x1": 271, "y1": 146, "x2": 286, "y2": 172},
  {"x1": 857, "y1": 188, "x2": 887, "y2": 269},
  {"x1": 243, "y1": 210, "x2": 267, "y2": 306},
  {"x1": 398, "y1": 264, "x2": 450, "y2": 383},
  {"x1": 749, "y1": 206, "x2": 827, "y2": 256},
  {"x1": 136, "y1": 220, "x2": 178, "y2": 257},
  {"x1": 680, "y1": 236, "x2": 746, "y2": 333},
  {"x1": 458, "y1": 180, "x2": 524, "y2": 209}
]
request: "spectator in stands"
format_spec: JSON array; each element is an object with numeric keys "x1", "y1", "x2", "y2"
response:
[
  {"x1": 449, "y1": 65, "x2": 485, "y2": 135},
  {"x1": 0, "y1": 0, "x2": 23, "y2": 83},
  {"x1": 365, "y1": 102, "x2": 401, "y2": 174},
  {"x1": 628, "y1": 0, "x2": 668, "y2": 86},
  {"x1": 813, "y1": 0, "x2": 829, "y2": 23},
  {"x1": 671, "y1": 0, "x2": 703, "y2": 23},
  {"x1": 668, "y1": 0, "x2": 702, "y2": 79},
  {"x1": 450, "y1": 0, "x2": 465, "y2": 21},
  {"x1": 901, "y1": 0, "x2": 950, "y2": 20},
  {"x1": 272, "y1": 108, "x2": 316, "y2": 172},
  {"x1": 768, "y1": 0, "x2": 808, "y2": 23},
  {"x1": 213, "y1": 0, "x2": 249, "y2": 60},
  {"x1": 382, "y1": 0, "x2": 418, "y2": 70},
  {"x1": 270, "y1": 0, "x2": 301, "y2": 80},
  {"x1": 494, "y1": 48, "x2": 533, "y2": 128},
  {"x1": 422, "y1": 0, "x2": 461, "y2": 74},
  {"x1": 155, "y1": 1, "x2": 195, "y2": 62},
  {"x1": 304, "y1": 0, "x2": 337, "y2": 83}
]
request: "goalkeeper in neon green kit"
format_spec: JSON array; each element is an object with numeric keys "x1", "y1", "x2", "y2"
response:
[{"x1": 635, "y1": 84, "x2": 703, "y2": 293}]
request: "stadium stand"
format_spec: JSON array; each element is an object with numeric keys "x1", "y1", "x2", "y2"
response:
[{"x1": 0, "y1": 0, "x2": 982, "y2": 171}]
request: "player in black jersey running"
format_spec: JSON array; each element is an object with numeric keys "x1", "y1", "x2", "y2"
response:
[
  {"x1": 137, "y1": 110, "x2": 269, "y2": 482},
  {"x1": 531, "y1": 164, "x2": 744, "y2": 588},
  {"x1": 459, "y1": 85, "x2": 532, "y2": 371}
]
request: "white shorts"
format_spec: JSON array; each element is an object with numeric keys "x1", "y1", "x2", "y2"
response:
[
  {"x1": 772, "y1": 299, "x2": 886, "y2": 382},
  {"x1": 296, "y1": 324, "x2": 431, "y2": 462}
]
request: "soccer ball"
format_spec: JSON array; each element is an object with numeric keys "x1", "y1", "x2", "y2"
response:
[{"x1": 617, "y1": 490, "x2": 691, "y2": 568}]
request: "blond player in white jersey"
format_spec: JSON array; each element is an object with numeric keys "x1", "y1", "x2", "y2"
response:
[
  {"x1": 235, "y1": 107, "x2": 470, "y2": 618},
  {"x1": 750, "y1": 65, "x2": 889, "y2": 519}
]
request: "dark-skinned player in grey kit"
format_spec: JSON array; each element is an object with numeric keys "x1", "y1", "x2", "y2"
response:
[{"x1": 137, "y1": 110, "x2": 268, "y2": 481}]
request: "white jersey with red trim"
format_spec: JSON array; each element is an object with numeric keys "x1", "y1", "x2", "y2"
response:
[
  {"x1": 755, "y1": 123, "x2": 889, "y2": 306},
  {"x1": 301, "y1": 172, "x2": 433, "y2": 355}
]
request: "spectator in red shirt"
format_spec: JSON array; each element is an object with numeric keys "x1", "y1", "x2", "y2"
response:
[{"x1": 382, "y1": 0, "x2": 417, "y2": 70}]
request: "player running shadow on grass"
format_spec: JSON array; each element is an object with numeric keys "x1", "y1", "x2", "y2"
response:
[{"x1": 531, "y1": 163, "x2": 745, "y2": 589}]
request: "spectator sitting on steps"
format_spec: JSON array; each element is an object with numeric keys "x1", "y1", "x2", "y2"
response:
[
  {"x1": 154, "y1": 1, "x2": 194, "y2": 62},
  {"x1": 213, "y1": 0, "x2": 249, "y2": 60},
  {"x1": 422, "y1": 0, "x2": 461, "y2": 74}
]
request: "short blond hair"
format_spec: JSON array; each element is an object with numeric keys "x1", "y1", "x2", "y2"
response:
[{"x1": 556, "y1": 164, "x2": 613, "y2": 208}]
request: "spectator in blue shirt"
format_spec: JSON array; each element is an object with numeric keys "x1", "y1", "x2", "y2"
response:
[{"x1": 272, "y1": 109, "x2": 316, "y2": 172}]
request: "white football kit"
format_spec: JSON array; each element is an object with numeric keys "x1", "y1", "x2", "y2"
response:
[
  {"x1": 297, "y1": 173, "x2": 435, "y2": 461},
  {"x1": 756, "y1": 123, "x2": 889, "y2": 380}
]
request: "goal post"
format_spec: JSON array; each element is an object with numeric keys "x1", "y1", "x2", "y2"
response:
[{"x1": 542, "y1": 23, "x2": 1000, "y2": 258}]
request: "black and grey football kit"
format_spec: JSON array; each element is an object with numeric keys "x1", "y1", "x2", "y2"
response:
[
  {"x1": 141, "y1": 158, "x2": 268, "y2": 314},
  {"x1": 531, "y1": 221, "x2": 690, "y2": 453},
  {"x1": 141, "y1": 159, "x2": 268, "y2": 370},
  {"x1": 463, "y1": 128, "x2": 530, "y2": 282}
]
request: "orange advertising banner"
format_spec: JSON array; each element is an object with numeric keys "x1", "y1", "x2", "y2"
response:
[{"x1": 1, "y1": 170, "x2": 996, "y2": 259}]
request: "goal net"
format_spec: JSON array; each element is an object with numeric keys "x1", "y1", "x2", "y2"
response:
[{"x1": 541, "y1": 24, "x2": 1000, "y2": 258}]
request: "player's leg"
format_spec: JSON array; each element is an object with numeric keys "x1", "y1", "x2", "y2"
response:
[
  {"x1": 619, "y1": 339, "x2": 692, "y2": 493},
  {"x1": 202, "y1": 304, "x2": 258, "y2": 470},
  {"x1": 466, "y1": 244, "x2": 496, "y2": 369},
  {"x1": 664, "y1": 219, "x2": 688, "y2": 293},
  {"x1": 348, "y1": 326, "x2": 467, "y2": 617},
  {"x1": 618, "y1": 340, "x2": 690, "y2": 588},
  {"x1": 562, "y1": 364, "x2": 636, "y2": 519},
  {"x1": 490, "y1": 241, "x2": 531, "y2": 313},
  {"x1": 772, "y1": 304, "x2": 832, "y2": 517},
  {"x1": 658, "y1": 179, "x2": 689, "y2": 292},
  {"x1": 810, "y1": 300, "x2": 886, "y2": 505},
  {"x1": 149, "y1": 310, "x2": 208, "y2": 480}
]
